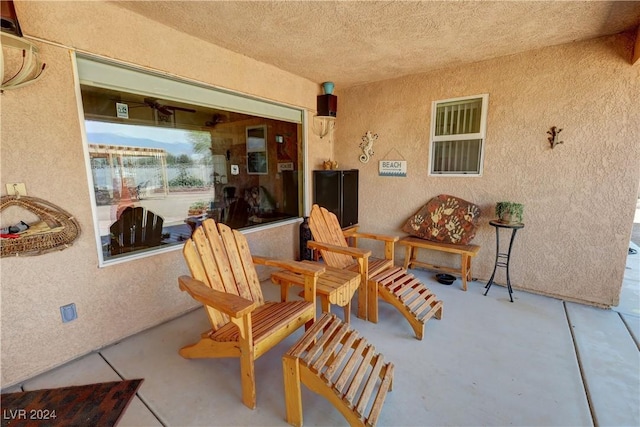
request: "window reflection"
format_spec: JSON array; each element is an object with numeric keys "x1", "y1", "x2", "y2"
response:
[{"x1": 80, "y1": 86, "x2": 301, "y2": 262}]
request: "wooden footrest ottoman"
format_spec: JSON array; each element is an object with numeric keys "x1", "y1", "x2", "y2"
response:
[
  {"x1": 369, "y1": 267, "x2": 443, "y2": 340},
  {"x1": 283, "y1": 313, "x2": 394, "y2": 427}
]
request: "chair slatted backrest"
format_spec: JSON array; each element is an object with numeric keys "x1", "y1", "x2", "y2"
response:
[
  {"x1": 183, "y1": 219, "x2": 264, "y2": 331},
  {"x1": 110, "y1": 207, "x2": 164, "y2": 254},
  {"x1": 309, "y1": 204, "x2": 354, "y2": 269},
  {"x1": 217, "y1": 221, "x2": 264, "y2": 303}
]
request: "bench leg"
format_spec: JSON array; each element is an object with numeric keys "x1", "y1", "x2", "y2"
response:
[
  {"x1": 461, "y1": 254, "x2": 471, "y2": 291},
  {"x1": 282, "y1": 355, "x2": 303, "y2": 427}
]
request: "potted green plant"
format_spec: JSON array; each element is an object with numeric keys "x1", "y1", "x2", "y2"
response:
[
  {"x1": 495, "y1": 201, "x2": 524, "y2": 224},
  {"x1": 188, "y1": 201, "x2": 207, "y2": 216}
]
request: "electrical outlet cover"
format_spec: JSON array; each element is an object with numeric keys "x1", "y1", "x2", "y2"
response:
[{"x1": 60, "y1": 303, "x2": 77, "y2": 323}]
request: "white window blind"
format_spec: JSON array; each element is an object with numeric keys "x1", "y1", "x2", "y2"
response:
[
  {"x1": 435, "y1": 98, "x2": 482, "y2": 136},
  {"x1": 433, "y1": 139, "x2": 482, "y2": 173}
]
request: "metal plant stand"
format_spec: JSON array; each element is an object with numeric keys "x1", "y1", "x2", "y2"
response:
[{"x1": 484, "y1": 220, "x2": 524, "y2": 302}]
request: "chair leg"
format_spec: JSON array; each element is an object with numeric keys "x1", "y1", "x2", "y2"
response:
[
  {"x1": 282, "y1": 355, "x2": 303, "y2": 427},
  {"x1": 356, "y1": 259, "x2": 368, "y2": 321},
  {"x1": 403, "y1": 245, "x2": 412, "y2": 269},
  {"x1": 367, "y1": 278, "x2": 379, "y2": 323},
  {"x1": 232, "y1": 315, "x2": 257, "y2": 409},
  {"x1": 240, "y1": 347, "x2": 257, "y2": 409},
  {"x1": 179, "y1": 337, "x2": 218, "y2": 359},
  {"x1": 320, "y1": 296, "x2": 331, "y2": 314},
  {"x1": 281, "y1": 283, "x2": 290, "y2": 302}
]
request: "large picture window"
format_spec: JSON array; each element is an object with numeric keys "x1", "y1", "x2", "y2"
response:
[{"x1": 76, "y1": 56, "x2": 303, "y2": 265}]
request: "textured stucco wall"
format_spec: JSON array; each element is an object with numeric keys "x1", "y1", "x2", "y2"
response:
[
  {"x1": 0, "y1": 1, "x2": 322, "y2": 387},
  {"x1": 334, "y1": 33, "x2": 640, "y2": 306}
]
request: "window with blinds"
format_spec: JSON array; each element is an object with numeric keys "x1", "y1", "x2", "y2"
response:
[{"x1": 429, "y1": 94, "x2": 488, "y2": 176}]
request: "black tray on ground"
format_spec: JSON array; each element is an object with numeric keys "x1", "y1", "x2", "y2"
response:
[{"x1": 436, "y1": 273, "x2": 456, "y2": 285}]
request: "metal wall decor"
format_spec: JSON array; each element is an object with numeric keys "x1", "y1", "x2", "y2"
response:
[{"x1": 547, "y1": 126, "x2": 563, "y2": 149}]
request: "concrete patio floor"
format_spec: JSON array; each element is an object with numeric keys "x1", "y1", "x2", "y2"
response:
[{"x1": 3, "y1": 244, "x2": 639, "y2": 427}]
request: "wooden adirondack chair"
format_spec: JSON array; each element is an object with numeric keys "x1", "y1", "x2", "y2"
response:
[
  {"x1": 308, "y1": 204, "x2": 397, "y2": 320},
  {"x1": 110, "y1": 207, "x2": 164, "y2": 254},
  {"x1": 308, "y1": 205, "x2": 443, "y2": 340},
  {"x1": 178, "y1": 219, "x2": 324, "y2": 409}
]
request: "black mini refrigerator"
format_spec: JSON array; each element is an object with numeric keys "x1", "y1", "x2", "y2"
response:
[{"x1": 313, "y1": 169, "x2": 358, "y2": 228}]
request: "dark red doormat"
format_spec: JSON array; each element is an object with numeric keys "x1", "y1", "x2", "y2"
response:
[{"x1": 1, "y1": 379, "x2": 143, "y2": 427}]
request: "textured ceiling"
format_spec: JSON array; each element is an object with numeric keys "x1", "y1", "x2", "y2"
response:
[{"x1": 115, "y1": 1, "x2": 640, "y2": 88}]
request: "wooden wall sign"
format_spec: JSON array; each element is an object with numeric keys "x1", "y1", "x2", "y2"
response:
[{"x1": 277, "y1": 162, "x2": 294, "y2": 172}]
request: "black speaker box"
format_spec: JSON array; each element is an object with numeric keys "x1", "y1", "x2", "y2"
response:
[{"x1": 317, "y1": 94, "x2": 337, "y2": 117}]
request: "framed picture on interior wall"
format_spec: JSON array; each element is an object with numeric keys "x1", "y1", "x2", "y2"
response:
[{"x1": 246, "y1": 125, "x2": 268, "y2": 174}]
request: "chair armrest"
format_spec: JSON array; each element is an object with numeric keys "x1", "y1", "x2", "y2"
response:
[
  {"x1": 347, "y1": 231, "x2": 399, "y2": 243},
  {"x1": 252, "y1": 256, "x2": 325, "y2": 277},
  {"x1": 178, "y1": 275, "x2": 256, "y2": 318},
  {"x1": 342, "y1": 226, "x2": 359, "y2": 238},
  {"x1": 307, "y1": 241, "x2": 372, "y2": 258}
]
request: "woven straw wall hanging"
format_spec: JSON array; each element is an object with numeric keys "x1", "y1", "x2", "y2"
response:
[{"x1": 1, "y1": 195, "x2": 80, "y2": 257}]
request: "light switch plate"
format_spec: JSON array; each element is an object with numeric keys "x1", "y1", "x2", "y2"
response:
[{"x1": 6, "y1": 183, "x2": 27, "y2": 196}]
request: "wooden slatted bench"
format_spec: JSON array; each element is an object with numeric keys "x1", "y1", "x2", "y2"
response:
[
  {"x1": 398, "y1": 236, "x2": 480, "y2": 291},
  {"x1": 283, "y1": 313, "x2": 394, "y2": 427}
]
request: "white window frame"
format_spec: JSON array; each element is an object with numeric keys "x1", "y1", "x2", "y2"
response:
[{"x1": 428, "y1": 93, "x2": 489, "y2": 177}]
